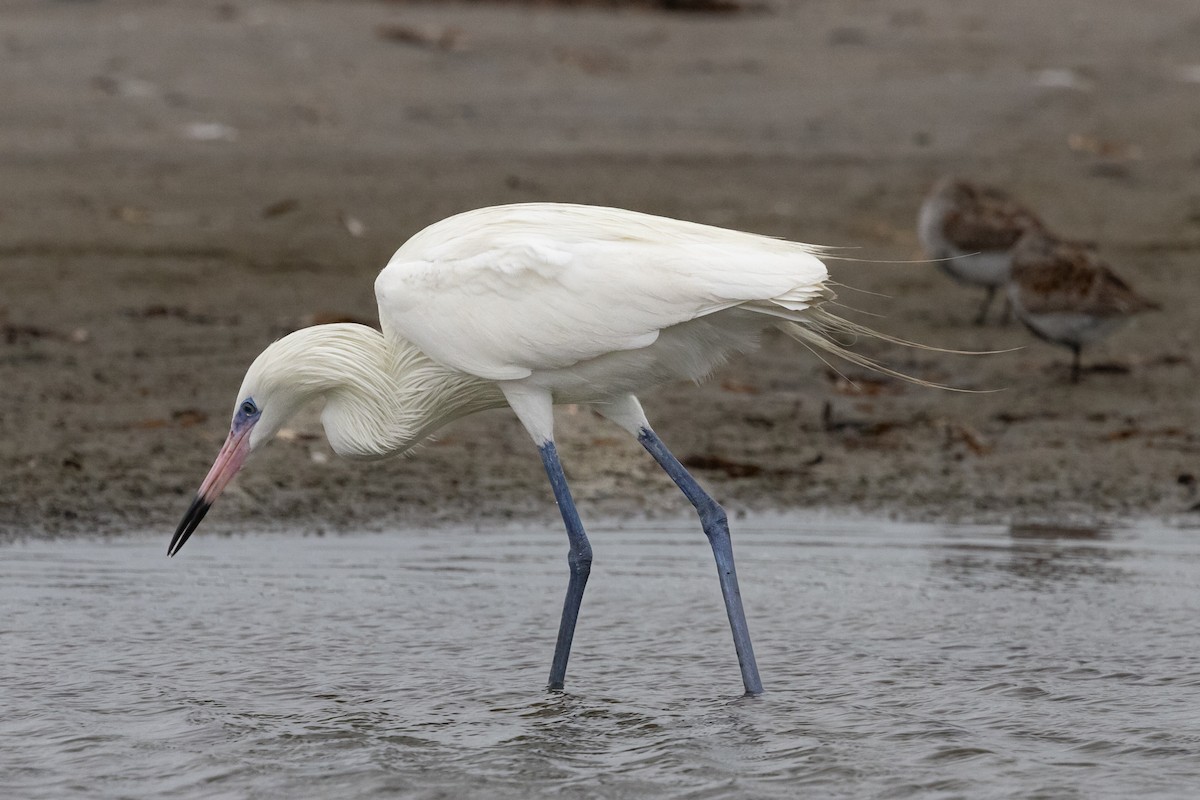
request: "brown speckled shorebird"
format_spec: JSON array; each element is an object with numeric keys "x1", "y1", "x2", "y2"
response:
[
  {"x1": 1008, "y1": 231, "x2": 1159, "y2": 382},
  {"x1": 917, "y1": 177, "x2": 1047, "y2": 325}
]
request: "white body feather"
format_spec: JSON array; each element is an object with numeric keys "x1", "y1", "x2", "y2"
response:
[
  {"x1": 375, "y1": 203, "x2": 829, "y2": 394},
  {"x1": 236, "y1": 203, "x2": 864, "y2": 458}
]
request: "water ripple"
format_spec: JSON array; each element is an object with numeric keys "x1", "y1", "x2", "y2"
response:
[{"x1": 3, "y1": 519, "x2": 1200, "y2": 798}]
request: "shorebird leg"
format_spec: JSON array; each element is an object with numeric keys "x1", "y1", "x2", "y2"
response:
[
  {"x1": 1070, "y1": 344, "x2": 1083, "y2": 383},
  {"x1": 1000, "y1": 295, "x2": 1013, "y2": 326},
  {"x1": 537, "y1": 441, "x2": 593, "y2": 691},
  {"x1": 636, "y1": 428, "x2": 764, "y2": 696},
  {"x1": 974, "y1": 286, "x2": 997, "y2": 326}
]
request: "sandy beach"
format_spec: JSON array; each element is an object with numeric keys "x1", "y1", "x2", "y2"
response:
[{"x1": 3, "y1": 0, "x2": 1199, "y2": 539}]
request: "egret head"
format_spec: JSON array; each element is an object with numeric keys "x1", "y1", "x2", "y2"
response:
[
  {"x1": 168, "y1": 323, "x2": 498, "y2": 556},
  {"x1": 168, "y1": 331, "x2": 338, "y2": 557}
]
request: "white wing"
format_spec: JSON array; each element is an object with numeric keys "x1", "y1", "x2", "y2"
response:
[{"x1": 375, "y1": 204, "x2": 829, "y2": 380}]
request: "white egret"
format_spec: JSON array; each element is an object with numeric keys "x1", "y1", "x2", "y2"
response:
[{"x1": 170, "y1": 202, "x2": 909, "y2": 696}]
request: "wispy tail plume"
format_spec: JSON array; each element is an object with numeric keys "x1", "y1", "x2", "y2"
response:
[{"x1": 775, "y1": 307, "x2": 989, "y2": 393}]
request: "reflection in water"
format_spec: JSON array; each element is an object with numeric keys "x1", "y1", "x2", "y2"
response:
[
  {"x1": 2, "y1": 519, "x2": 1200, "y2": 799},
  {"x1": 1009, "y1": 522, "x2": 1108, "y2": 541},
  {"x1": 1004, "y1": 522, "x2": 1124, "y2": 584},
  {"x1": 933, "y1": 522, "x2": 1126, "y2": 588},
  {"x1": 1006, "y1": 523, "x2": 1122, "y2": 582}
]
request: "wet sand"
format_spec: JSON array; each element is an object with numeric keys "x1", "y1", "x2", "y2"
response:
[{"x1": 3, "y1": 0, "x2": 1199, "y2": 538}]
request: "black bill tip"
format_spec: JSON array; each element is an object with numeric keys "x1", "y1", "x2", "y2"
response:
[{"x1": 169, "y1": 495, "x2": 211, "y2": 557}]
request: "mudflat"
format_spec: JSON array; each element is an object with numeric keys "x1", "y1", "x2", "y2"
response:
[{"x1": 3, "y1": 0, "x2": 1198, "y2": 538}]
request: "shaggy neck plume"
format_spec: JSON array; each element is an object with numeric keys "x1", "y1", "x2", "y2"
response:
[{"x1": 260, "y1": 324, "x2": 504, "y2": 459}]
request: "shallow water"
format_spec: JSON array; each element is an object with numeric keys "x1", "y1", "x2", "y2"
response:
[{"x1": 3, "y1": 517, "x2": 1200, "y2": 799}]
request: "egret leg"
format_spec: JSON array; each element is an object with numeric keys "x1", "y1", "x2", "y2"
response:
[
  {"x1": 538, "y1": 441, "x2": 593, "y2": 691},
  {"x1": 637, "y1": 428, "x2": 764, "y2": 696}
]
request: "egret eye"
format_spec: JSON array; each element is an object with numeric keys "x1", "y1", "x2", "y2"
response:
[{"x1": 240, "y1": 400, "x2": 258, "y2": 416}]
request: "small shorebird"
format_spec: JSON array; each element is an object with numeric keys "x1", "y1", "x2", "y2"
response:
[
  {"x1": 1008, "y1": 231, "x2": 1159, "y2": 382},
  {"x1": 917, "y1": 177, "x2": 1046, "y2": 325}
]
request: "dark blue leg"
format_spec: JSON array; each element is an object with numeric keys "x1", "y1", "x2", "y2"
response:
[
  {"x1": 538, "y1": 441, "x2": 593, "y2": 691},
  {"x1": 637, "y1": 428, "x2": 764, "y2": 695}
]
